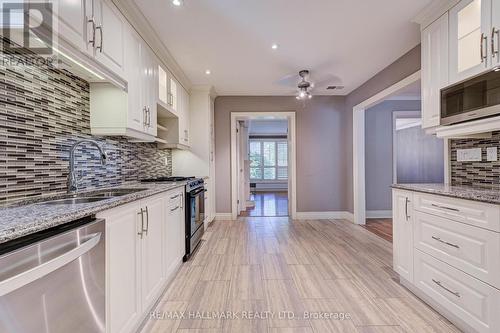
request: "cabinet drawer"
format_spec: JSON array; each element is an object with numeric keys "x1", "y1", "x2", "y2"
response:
[
  {"x1": 414, "y1": 211, "x2": 500, "y2": 288},
  {"x1": 413, "y1": 193, "x2": 500, "y2": 232},
  {"x1": 414, "y1": 250, "x2": 500, "y2": 333},
  {"x1": 167, "y1": 189, "x2": 183, "y2": 207}
]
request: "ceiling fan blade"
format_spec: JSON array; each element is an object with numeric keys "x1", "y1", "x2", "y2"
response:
[{"x1": 275, "y1": 73, "x2": 299, "y2": 87}]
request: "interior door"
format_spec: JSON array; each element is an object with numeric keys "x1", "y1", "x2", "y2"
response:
[
  {"x1": 94, "y1": 0, "x2": 125, "y2": 78},
  {"x1": 392, "y1": 190, "x2": 414, "y2": 283},
  {"x1": 449, "y1": 0, "x2": 491, "y2": 83},
  {"x1": 141, "y1": 195, "x2": 166, "y2": 311}
]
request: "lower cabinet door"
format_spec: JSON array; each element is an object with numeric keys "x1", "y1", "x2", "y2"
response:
[
  {"x1": 141, "y1": 195, "x2": 166, "y2": 311},
  {"x1": 414, "y1": 249, "x2": 500, "y2": 333},
  {"x1": 392, "y1": 189, "x2": 414, "y2": 282},
  {"x1": 102, "y1": 202, "x2": 142, "y2": 333},
  {"x1": 165, "y1": 198, "x2": 182, "y2": 278}
]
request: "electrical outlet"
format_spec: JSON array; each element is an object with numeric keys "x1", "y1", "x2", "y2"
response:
[
  {"x1": 487, "y1": 147, "x2": 498, "y2": 162},
  {"x1": 457, "y1": 148, "x2": 482, "y2": 162}
]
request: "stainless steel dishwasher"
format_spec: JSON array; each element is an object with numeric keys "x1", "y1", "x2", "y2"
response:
[{"x1": 0, "y1": 218, "x2": 105, "y2": 333}]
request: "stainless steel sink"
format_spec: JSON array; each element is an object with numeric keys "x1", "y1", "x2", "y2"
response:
[
  {"x1": 37, "y1": 197, "x2": 108, "y2": 205},
  {"x1": 35, "y1": 188, "x2": 148, "y2": 206},
  {"x1": 87, "y1": 188, "x2": 148, "y2": 198}
]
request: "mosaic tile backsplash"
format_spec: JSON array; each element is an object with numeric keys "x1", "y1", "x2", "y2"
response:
[
  {"x1": 450, "y1": 131, "x2": 500, "y2": 186},
  {"x1": 0, "y1": 42, "x2": 172, "y2": 204}
]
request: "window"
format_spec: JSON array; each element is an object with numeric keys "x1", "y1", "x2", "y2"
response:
[{"x1": 249, "y1": 139, "x2": 288, "y2": 181}]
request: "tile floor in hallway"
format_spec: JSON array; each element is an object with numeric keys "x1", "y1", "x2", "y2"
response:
[
  {"x1": 142, "y1": 217, "x2": 461, "y2": 333},
  {"x1": 240, "y1": 192, "x2": 289, "y2": 217}
]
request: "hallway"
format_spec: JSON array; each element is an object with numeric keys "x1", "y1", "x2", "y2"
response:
[{"x1": 240, "y1": 192, "x2": 288, "y2": 217}]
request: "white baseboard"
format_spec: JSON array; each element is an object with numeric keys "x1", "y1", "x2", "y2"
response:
[
  {"x1": 295, "y1": 211, "x2": 354, "y2": 222},
  {"x1": 366, "y1": 210, "x2": 392, "y2": 219},
  {"x1": 215, "y1": 213, "x2": 233, "y2": 221}
]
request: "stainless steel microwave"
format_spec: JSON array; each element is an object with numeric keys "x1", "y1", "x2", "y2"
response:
[{"x1": 441, "y1": 68, "x2": 500, "y2": 125}]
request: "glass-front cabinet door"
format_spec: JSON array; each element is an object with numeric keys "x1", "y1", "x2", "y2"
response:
[{"x1": 449, "y1": 0, "x2": 491, "y2": 83}]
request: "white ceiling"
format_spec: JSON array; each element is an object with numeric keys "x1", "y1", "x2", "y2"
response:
[
  {"x1": 248, "y1": 119, "x2": 288, "y2": 135},
  {"x1": 134, "y1": 0, "x2": 431, "y2": 96}
]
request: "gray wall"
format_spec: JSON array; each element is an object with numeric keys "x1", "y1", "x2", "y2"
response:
[
  {"x1": 364, "y1": 100, "x2": 421, "y2": 211},
  {"x1": 214, "y1": 96, "x2": 347, "y2": 213},
  {"x1": 344, "y1": 45, "x2": 422, "y2": 213}
]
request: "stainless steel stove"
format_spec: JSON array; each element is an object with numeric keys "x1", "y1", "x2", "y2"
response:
[{"x1": 140, "y1": 176, "x2": 205, "y2": 261}]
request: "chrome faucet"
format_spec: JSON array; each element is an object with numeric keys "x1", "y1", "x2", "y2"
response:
[{"x1": 67, "y1": 140, "x2": 107, "y2": 193}]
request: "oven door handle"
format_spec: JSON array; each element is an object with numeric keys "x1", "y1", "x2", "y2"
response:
[{"x1": 190, "y1": 188, "x2": 206, "y2": 196}]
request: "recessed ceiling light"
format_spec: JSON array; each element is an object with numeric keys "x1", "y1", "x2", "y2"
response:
[
  {"x1": 172, "y1": 0, "x2": 183, "y2": 6},
  {"x1": 271, "y1": 43, "x2": 279, "y2": 50},
  {"x1": 205, "y1": 69, "x2": 211, "y2": 75}
]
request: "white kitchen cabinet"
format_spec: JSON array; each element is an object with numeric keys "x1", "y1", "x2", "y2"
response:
[
  {"x1": 449, "y1": 0, "x2": 492, "y2": 83},
  {"x1": 421, "y1": 13, "x2": 449, "y2": 129},
  {"x1": 92, "y1": 0, "x2": 126, "y2": 78},
  {"x1": 492, "y1": 0, "x2": 500, "y2": 67},
  {"x1": 90, "y1": 27, "x2": 156, "y2": 140},
  {"x1": 165, "y1": 188, "x2": 185, "y2": 277},
  {"x1": 100, "y1": 189, "x2": 186, "y2": 333},
  {"x1": 55, "y1": 0, "x2": 87, "y2": 51},
  {"x1": 103, "y1": 201, "x2": 142, "y2": 333},
  {"x1": 140, "y1": 195, "x2": 165, "y2": 311},
  {"x1": 157, "y1": 85, "x2": 190, "y2": 148},
  {"x1": 158, "y1": 66, "x2": 179, "y2": 114},
  {"x1": 392, "y1": 189, "x2": 414, "y2": 283}
]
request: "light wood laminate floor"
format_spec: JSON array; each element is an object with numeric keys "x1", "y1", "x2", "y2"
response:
[
  {"x1": 143, "y1": 217, "x2": 461, "y2": 333},
  {"x1": 240, "y1": 192, "x2": 289, "y2": 217}
]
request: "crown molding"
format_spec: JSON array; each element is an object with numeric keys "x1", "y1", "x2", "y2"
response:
[
  {"x1": 412, "y1": 0, "x2": 459, "y2": 29},
  {"x1": 112, "y1": 0, "x2": 192, "y2": 91}
]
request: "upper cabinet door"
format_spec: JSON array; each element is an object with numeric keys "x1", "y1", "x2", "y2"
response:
[
  {"x1": 124, "y1": 27, "x2": 144, "y2": 133},
  {"x1": 449, "y1": 0, "x2": 491, "y2": 83},
  {"x1": 56, "y1": 0, "x2": 86, "y2": 50},
  {"x1": 492, "y1": 0, "x2": 500, "y2": 66},
  {"x1": 93, "y1": 0, "x2": 126, "y2": 78},
  {"x1": 422, "y1": 13, "x2": 449, "y2": 129}
]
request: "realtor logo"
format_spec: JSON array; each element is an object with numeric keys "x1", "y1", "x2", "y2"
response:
[{"x1": 1, "y1": 1, "x2": 57, "y2": 56}]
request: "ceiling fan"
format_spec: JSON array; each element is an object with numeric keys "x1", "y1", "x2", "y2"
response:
[{"x1": 276, "y1": 69, "x2": 344, "y2": 100}]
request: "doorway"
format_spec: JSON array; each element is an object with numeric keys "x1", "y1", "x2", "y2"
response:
[
  {"x1": 354, "y1": 72, "x2": 446, "y2": 241},
  {"x1": 230, "y1": 112, "x2": 297, "y2": 219}
]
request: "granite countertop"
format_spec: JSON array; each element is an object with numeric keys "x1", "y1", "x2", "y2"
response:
[
  {"x1": 0, "y1": 182, "x2": 187, "y2": 245},
  {"x1": 392, "y1": 183, "x2": 500, "y2": 205}
]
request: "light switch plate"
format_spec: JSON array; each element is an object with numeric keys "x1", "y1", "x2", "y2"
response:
[
  {"x1": 487, "y1": 147, "x2": 498, "y2": 162},
  {"x1": 457, "y1": 148, "x2": 482, "y2": 162}
]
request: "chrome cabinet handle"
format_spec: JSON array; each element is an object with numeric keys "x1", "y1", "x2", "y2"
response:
[
  {"x1": 96, "y1": 25, "x2": 103, "y2": 52},
  {"x1": 432, "y1": 279, "x2": 461, "y2": 298},
  {"x1": 493, "y1": 27, "x2": 499, "y2": 59},
  {"x1": 170, "y1": 206, "x2": 179, "y2": 212},
  {"x1": 431, "y1": 203, "x2": 459, "y2": 212},
  {"x1": 87, "y1": 17, "x2": 96, "y2": 47},
  {"x1": 180, "y1": 193, "x2": 184, "y2": 209},
  {"x1": 144, "y1": 206, "x2": 149, "y2": 235},
  {"x1": 148, "y1": 107, "x2": 151, "y2": 127},
  {"x1": 170, "y1": 194, "x2": 180, "y2": 200},
  {"x1": 143, "y1": 107, "x2": 148, "y2": 126},
  {"x1": 481, "y1": 33, "x2": 487, "y2": 64},
  {"x1": 405, "y1": 197, "x2": 410, "y2": 221},
  {"x1": 138, "y1": 208, "x2": 144, "y2": 238},
  {"x1": 432, "y1": 236, "x2": 460, "y2": 249}
]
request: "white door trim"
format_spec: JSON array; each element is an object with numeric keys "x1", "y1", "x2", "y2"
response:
[
  {"x1": 353, "y1": 71, "x2": 421, "y2": 225},
  {"x1": 230, "y1": 112, "x2": 297, "y2": 220}
]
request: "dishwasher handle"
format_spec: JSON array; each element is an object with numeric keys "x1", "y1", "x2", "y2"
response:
[{"x1": 0, "y1": 232, "x2": 101, "y2": 297}]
